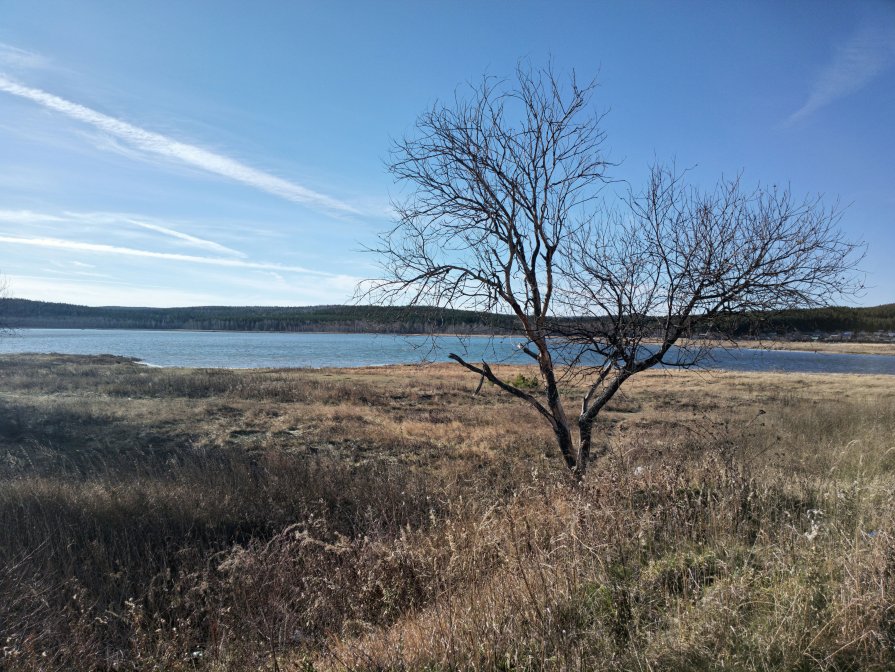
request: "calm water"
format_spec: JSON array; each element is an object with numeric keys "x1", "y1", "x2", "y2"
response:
[{"x1": 1, "y1": 328, "x2": 894, "y2": 375}]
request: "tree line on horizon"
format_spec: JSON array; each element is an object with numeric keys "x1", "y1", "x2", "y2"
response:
[
  {"x1": 1, "y1": 298, "x2": 893, "y2": 337},
  {"x1": 0, "y1": 299, "x2": 520, "y2": 334}
]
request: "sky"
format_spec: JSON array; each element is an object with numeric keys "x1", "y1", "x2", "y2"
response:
[{"x1": 0, "y1": 0, "x2": 893, "y2": 308}]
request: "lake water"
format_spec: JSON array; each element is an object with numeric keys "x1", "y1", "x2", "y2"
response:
[{"x1": 1, "y1": 328, "x2": 894, "y2": 375}]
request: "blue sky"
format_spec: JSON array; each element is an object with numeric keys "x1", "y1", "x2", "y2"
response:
[{"x1": 0, "y1": 0, "x2": 893, "y2": 307}]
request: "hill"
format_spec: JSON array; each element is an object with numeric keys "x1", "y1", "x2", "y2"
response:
[
  {"x1": 744, "y1": 304, "x2": 895, "y2": 336},
  {"x1": 1, "y1": 299, "x2": 893, "y2": 338},
  {"x1": 0, "y1": 299, "x2": 519, "y2": 334}
]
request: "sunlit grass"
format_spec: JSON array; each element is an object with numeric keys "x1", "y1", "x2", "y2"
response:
[{"x1": 1, "y1": 354, "x2": 893, "y2": 670}]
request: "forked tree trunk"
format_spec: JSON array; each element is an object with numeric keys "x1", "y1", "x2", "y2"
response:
[
  {"x1": 574, "y1": 417, "x2": 596, "y2": 478},
  {"x1": 540, "y1": 353, "x2": 578, "y2": 472},
  {"x1": 544, "y1": 404, "x2": 600, "y2": 481},
  {"x1": 552, "y1": 423, "x2": 577, "y2": 472}
]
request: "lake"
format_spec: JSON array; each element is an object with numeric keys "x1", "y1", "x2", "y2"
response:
[{"x1": 1, "y1": 328, "x2": 894, "y2": 374}]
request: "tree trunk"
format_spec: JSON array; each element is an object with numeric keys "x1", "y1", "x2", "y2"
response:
[
  {"x1": 574, "y1": 417, "x2": 595, "y2": 478},
  {"x1": 553, "y1": 422, "x2": 577, "y2": 472},
  {"x1": 539, "y1": 349, "x2": 577, "y2": 472}
]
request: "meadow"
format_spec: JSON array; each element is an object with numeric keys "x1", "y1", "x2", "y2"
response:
[{"x1": 1, "y1": 353, "x2": 893, "y2": 671}]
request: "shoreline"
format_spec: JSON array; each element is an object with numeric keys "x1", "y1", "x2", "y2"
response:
[
  {"x1": 724, "y1": 339, "x2": 895, "y2": 357},
  {"x1": 4, "y1": 326, "x2": 894, "y2": 358},
  {"x1": 2, "y1": 352, "x2": 894, "y2": 378}
]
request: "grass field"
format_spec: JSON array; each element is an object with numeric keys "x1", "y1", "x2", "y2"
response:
[
  {"x1": 731, "y1": 340, "x2": 895, "y2": 356},
  {"x1": 1, "y1": 354, "x2": 894, "y2": 671}
]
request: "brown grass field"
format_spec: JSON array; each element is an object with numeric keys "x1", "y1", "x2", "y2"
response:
[
  {"x1": 1, "y1": 354, "x2": 894, "y2": 671},
  {"x1": 731, "y1": 340, "x2": 895, "y2": 356}
]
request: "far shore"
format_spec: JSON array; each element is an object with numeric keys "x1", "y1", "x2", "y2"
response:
[
  {"x1": 6, "y1": 324, "x2": 895, "y2": 357},
  {"x1": 11, "y1": 327, "x2": 895, "y2": 356},
  {"x1": 727, "y1": 339, "x2": 895, "y2": 356}
]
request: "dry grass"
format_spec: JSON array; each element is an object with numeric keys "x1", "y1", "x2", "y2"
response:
[
  {"x1": 1, "y1": 354, "x2": 893, "y2": 671},
  {"x1": 730, "y1": 340, "x2": 895, "y2": 356}
]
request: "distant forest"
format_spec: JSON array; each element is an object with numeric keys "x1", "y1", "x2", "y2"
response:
[
  {"x1": 732, "y1": 304, "x2": 895, "y2": 336},
  {"x1": 0, "y1": 299, "x2": 519, "y2": 334},
  {"x1": 1, "y1": 299, "x2": 893, "y2": 338}
]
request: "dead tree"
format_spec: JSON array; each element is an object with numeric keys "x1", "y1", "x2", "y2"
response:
[{"x1": 365, "y1": 64, "x2": 862, "y2": 478}]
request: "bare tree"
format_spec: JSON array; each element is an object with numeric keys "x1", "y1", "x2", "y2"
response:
[{"x1": 366, "y1": 64, "x2": 862, "y2": 479}]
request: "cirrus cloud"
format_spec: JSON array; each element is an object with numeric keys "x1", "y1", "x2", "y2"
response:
[
  {"x1": 0, "y1": 233, "x2": 344, "y2": 276},
  {"x1": 787, "y1": 15, "x2": 895, "y2": 124},
  {"x1": 0, "y1": 74, "x2": 359, "y2": 215}
]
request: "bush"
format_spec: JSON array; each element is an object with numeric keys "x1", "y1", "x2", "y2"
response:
[{"x1": 510, "y1": 372, "x2": 541, "y2": 390}]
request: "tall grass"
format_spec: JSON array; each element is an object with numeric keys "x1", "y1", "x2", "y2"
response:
[
  {"x1": 1, "y1": 354, "x2": 893, "y2": 670},
  {"x1": 326, "y1": 451, "x2": 895, "y2": 671}
]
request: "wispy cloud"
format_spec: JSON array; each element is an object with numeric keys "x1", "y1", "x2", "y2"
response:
[
  {"x1": 124, "y1": 219, "x2": 246, "y2": 257},
  {"x1": 788, "y1": 16, "x2": 895, "y2": 124},
  {"x1": 0, "y1": 234, "x2": 339, "y2": 275},
  {"x1": 7, "y1": 271, "x2": 360, "y2": 307},
  {"x1": 0, "y1": 209, "x2": 66, "y2": 224},
  {"x1": 7, "y1": 273, "x2": 237, "y2": 307},
  {"x1": 0, "y1": 208, "x2": 245, "y2": 256},
  {"x1": 41, "y1": 266, "x2": 111, "y2": 279},
  {"x1": 61, "y1": 211, "x2": 246, "y2": 257},
  {"x1": 0, "y1": 75, "x2": 359, "y2": 215},
  {"x1": 0, "y1": 43, "x2": 48, "y2": 70}
]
